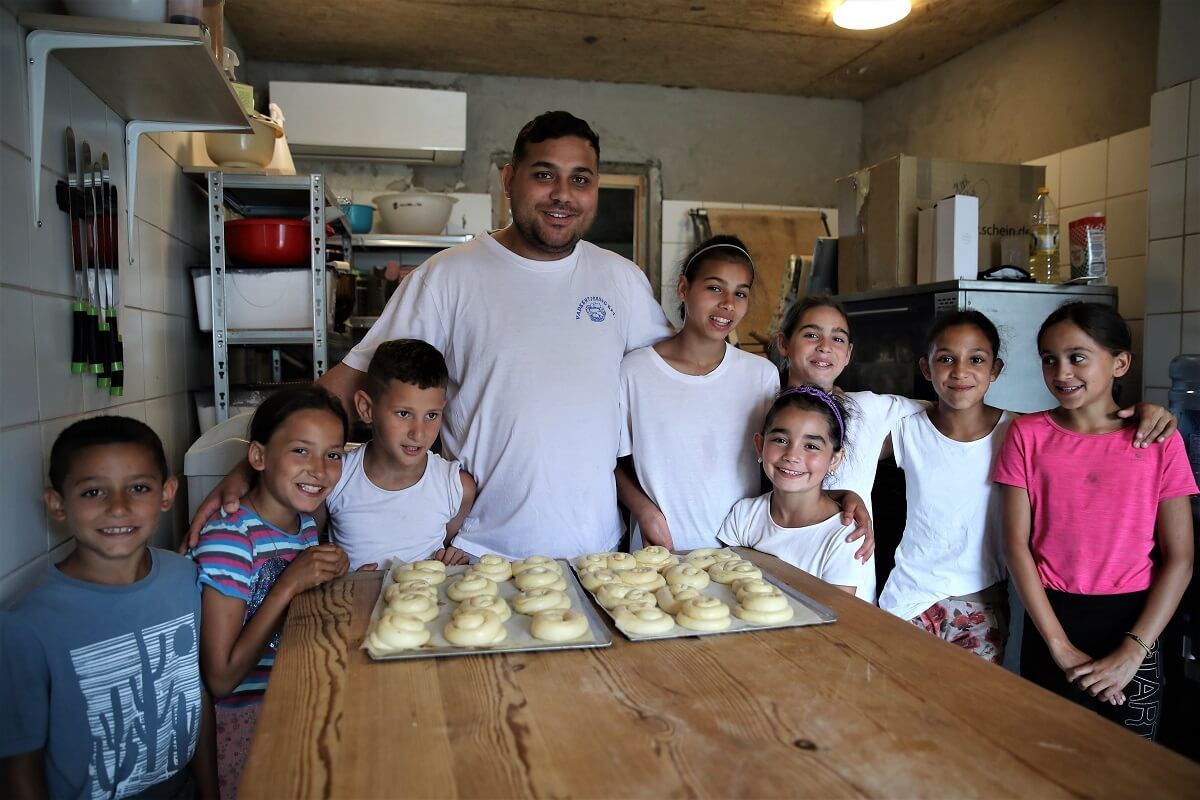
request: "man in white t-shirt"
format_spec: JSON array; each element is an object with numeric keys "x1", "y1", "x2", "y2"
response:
[{"x1": 186, "y1": 112, "x2": 672, "y2": 558}]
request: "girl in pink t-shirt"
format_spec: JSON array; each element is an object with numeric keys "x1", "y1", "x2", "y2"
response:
[{"x1": 994, "y1": 302, "x2": 1196, "y2": 740}]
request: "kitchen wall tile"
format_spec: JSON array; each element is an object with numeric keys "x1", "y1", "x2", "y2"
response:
[
  {"x1": 661, "y1": 200, "x2": 700, "y2": 245},
  {"x1": 0, "y1": 425, "x2": 45, "y2": 579},
  {"x1": 27, "y1": 164, "x2": 73, "y2": 297},
  {"x1": 1023, "y1": 153, "x2": 1061, "y2": 206},
  {"x1": 0, "y1": 9, "x2": 28, "y2": 154},
  {"x1": 1148, "y1": 160, "x2": 1187, "y2": 241},
  {"x1": 1186, "y1": 157, "x2": 1200, "y2": 235},
  {"x1": 165, "y1": 316, "x2": 189, "y2": 396},
  {"x1": 1143, "y1": 313, "x2": 1182, "y2": 389},
  {"x1": 0, "y1": 553, "x2": 48, "y2": 610},
  {"x1": 1, "y1": 287, "x2": 39, "y2": 427},
  {"x1": 39, "y1": 412, "x2": 83, "y2": 550},
  {"x1": 137, "y1": 221, "x2": 170, "y2": 314},
  {"x1": 0, "y1": 146, "x2": 32, "y2": 288},
  {"x1": 140, "y1": 310, "x2": 169, "y2": 399},
  {"x1": 166, "y1": 235, "x2": 195, "y2": 318},
  {"x1": 133, "y1": 137, "x2": 174, "y2": 233},
  {"x1": 1059, "y1": 140, "x2": 1108, "y2": 207},
  {"x1": 1184, "y1": 235, "x2": 1200, "y2": 312},
  {"x1": 1104, "y1": 192, "x2": 1147, "y2": 260},
  {"x1": 1150, "y1": 83, "x2": 1190, "y2": 166},
  {"x1": 1191, "y1": 80, "x2": 1200, "y2": 157},
  {"x1": 1123, "y1": 318, "x2": 1145, "y2": 406},
  {"x1": 1146, "y1": 237, "x2": 1184, "y2": 314},
  {"x1": 660, "y1": 241, "x2": 687, "y2": 328},
  {"x1": 1183, "y1": 312, "x2": 1200, "y2": 355},
  {"x1": 67, "y1": 75, "x2": 113, "y2": 184},
  {"x1": 145, "y1": 393, "x2": 192, "y2": 477},
  {"x1": 445, "y1": 193, "x2": 492, "y2": 236},
  {"x1": 31, "y1": 293, "x2": 84, "y2": 420},
  {"x1": 1106, "y1": 127, "x2": 1150, "y2": 197},
  {"x1": 1057, "y1": 201, "x2": 1106, "y2": 268},
  {"x1": 1109, "y1": 256, "x2": 1146, "y2": 320},
  {"x1": 38, "y1": 60, "x2": 70, "y2": 173}
]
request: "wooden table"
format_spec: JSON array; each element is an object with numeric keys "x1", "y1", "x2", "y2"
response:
[{"x1": 240, "y1": 551, "x2": 1200, "y2": 798}]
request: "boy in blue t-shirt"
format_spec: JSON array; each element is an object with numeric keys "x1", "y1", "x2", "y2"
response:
[{"x1": 0, "y1": 417, "x2": 217, "y2": 799}]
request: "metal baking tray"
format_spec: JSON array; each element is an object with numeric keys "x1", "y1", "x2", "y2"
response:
[
  {"x1": 363, "y1": 560, "x2": 613, "y2": 661},
  {"x1": 573, "y1": 555, "x2": 837, "y2": 642}
]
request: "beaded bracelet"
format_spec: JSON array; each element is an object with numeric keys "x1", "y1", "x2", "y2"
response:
[{"x1": 1125, "y1": 631, "x2": 1152, "y2": 656}]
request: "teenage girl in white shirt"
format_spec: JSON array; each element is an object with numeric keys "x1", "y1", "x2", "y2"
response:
[
  {"x1": 717, "y1": 386, "x2": 875, "y2": 600},
  {"x1": 616, "y1": 236, "x2": 779, "y2": 550},
  {"x1": 878, "y1": 310, "x2": 1014, "y2": 662}
]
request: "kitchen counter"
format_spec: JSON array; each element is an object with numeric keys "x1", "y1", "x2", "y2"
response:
[{"x1": 239, "y1": 550, "x2": 1200, "y2": 798}]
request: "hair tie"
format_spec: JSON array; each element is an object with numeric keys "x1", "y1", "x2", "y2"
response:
[
  {"x1": 776, "y1": 385, "x2": 844, "y2": 442},
  {"x1": 684, "y1": 243, "x2": 756, "y2": 274}
]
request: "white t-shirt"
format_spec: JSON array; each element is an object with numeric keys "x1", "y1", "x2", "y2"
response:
[
  {"x1": 326, "y1": 445, "x2": 464, "y2": 569},
  {"x1": 824, "y1": 391, "x2": 925, "y2": 516},
  {"x1": 342, "y1": 233, "x2": 672, "y2": 559},
  {"x1": 878, "y1": 411, "x2": 1013, "y2": 621},
  {"x1": 717, "y1": 493, "x2": 876, "y2": 601},
  {"x1": 619, "y1": 343, "x2": 779, "y2": 550}
]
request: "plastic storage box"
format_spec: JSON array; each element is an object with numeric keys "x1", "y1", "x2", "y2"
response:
[{"x1": 192, "y1": 268, "x2": 334, "y2": 331}]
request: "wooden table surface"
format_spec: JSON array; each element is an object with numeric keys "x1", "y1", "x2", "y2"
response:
[{"x1": 240, "y1": 550, "x2": 1200, "y2": 798}]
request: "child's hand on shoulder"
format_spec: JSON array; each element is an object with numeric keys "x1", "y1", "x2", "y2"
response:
[
  {"x1": 279, "y1": 543, "x2": 349, "y2": 597},
  {"x1": 432, "y1": 546, "x2": 471, "y2": 566}
]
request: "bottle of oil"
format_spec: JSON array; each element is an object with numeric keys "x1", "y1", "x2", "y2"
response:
[{"x1": 1028, "y1": 187, "x2": 1059, "y2": 284}]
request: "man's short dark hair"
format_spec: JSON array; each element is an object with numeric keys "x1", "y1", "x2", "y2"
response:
[
  {"x1": 49, "y1": 416, "x2": 169, "y2": 492},
  {"x1": 366, "y1": 339, "x2": 449, "y2": 399},
  {"x1": 512, "y1": 111, "x2": 600, "y2": 165}
]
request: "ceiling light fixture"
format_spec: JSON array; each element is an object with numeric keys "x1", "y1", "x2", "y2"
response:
[{"x1": 832, "y1": 0, "x2": 912, "y2": 30}]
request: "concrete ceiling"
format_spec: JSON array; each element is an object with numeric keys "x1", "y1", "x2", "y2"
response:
[{"x1": 228, "y1": 0, "x2": 1060, "y2": 100}]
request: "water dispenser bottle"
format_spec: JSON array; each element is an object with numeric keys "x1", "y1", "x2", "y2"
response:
[{"x1": 1168, "y1": 354, "x2": 1200, "y2": 514}]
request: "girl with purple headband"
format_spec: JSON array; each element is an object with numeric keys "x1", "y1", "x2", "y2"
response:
[{"x1": 717, "y1": 385, "x2": 875, "y2": 601}]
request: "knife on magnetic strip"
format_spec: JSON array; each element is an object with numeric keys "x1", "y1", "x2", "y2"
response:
[
  {"x1": 103, "y1": 154, "x2": 123, "y2": 396},
  {"x1": 93, "y1": 160, "x2": 111, "y2": 389},
  {"x1": 64, "y1": 128, "x2": 86, "y2": 374},
  {"x1": 79, "y1": 142, "x2": 100, "y2": 375}
]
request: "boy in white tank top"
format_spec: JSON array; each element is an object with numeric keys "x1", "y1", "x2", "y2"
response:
[{"x1": 324, "y1": 340, "x2": 477, "y2": 569}]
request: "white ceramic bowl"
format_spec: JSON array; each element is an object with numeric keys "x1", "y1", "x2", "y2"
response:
[
  {"x1": 205, "y1": 117, "x2": 279, "y2": 169},
  {"x1": 65, "y1": 0, "x2": 168, "y2": 23},
  {"x1": 376, "y1": 192, "x2": 458, "y2": 235}
]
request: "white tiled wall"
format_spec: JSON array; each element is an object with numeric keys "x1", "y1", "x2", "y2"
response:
[
  {"x1": 660, "y1": 199, "x2": 838, "y2": 328},
  {"x1": 0, "y1": 7, "x2": 209, "y2": 606},
  {"x1": 1143, "y1": 78, "x2": 1200, "y2": 397},
  {"x1": 1023, "y1": 125, "x2": 1151, "y2": 401}
]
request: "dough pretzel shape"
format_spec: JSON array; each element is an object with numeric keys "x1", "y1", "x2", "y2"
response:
[
  {"x1": 708, "y1": 558, "x2": 763, "y2": 585},
  {"x1": 454, "y1": 594, "x2": 512, "y2": 623},
  {"x1": 682, "y1": 548, "x2": 720, "y2": 569},
  {"x1": 731, "y1": 578, "x2": 776, "y2": 601},
  {"x1": 614, "y1": 606, "x2": 676, "y2": 635},
  {"x1": 734, "y1": 592, "x2": 795, "y2": 625},
  {"x1": 443, "y1": 609, "x2": 506, "y2": 646},
  {"x1": 366, "y1": 613, "x2": 430, "y2": 653},
  {"x1": 663, "y1": 563, "x2": 711, "y2": 591},
  {"x1": 655, "y1": 586, "x2": 700, "y2": 615},
  {"x1": 512, "y1": 588, "x2": 571, "y2": 615},
  {"x1": 445, "y1": 575, "x2": 499, "y2": 602},
  {"x1": 594, "y1": 582, "x2": 639, "y2": 609},
  {"x1": 633, "y1": 545, "x2": 678, "y2": 572},
  {"x1": 618, "y1": 566, "x2": 666, "y2": 591},
  {"x1": 579, "y1": 567, "x2": 621, "y2": 592},
  {"x1": 606, "y1": 552, "x2": 638, "y2": 572},
  {"x1": 513, "y1": 566, "x2": 568, "y2": 592},
  {"x1": 512, "y1": 555, "x2": 562, "y2": 576},
  {"x1": 529, "y1": 609, "x2": 590, "y2": 642},
  {"x1": 575, "y1": 552, "x2": 616, "y2": 571},
  {"x1": 674, "y1": 596, "x2": 732, "y2": 632},
  {"x1": 385, "y1": 579, "x2": 436, "y2": 603},
  {"x1": 385, "y1": 591, "x2": 440, "y2": 622},
  {"x1": 469, "y1": 555, "x2": 513, "y2": 582},
  {"x1": 609, "y1": 588, "x2": 658, "y2": 613},
  {"x1": 391, "y1": 562, "x2": 446, "y2": 585}
]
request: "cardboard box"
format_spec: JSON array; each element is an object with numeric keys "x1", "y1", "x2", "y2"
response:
[
  {"x1": 837, "y1": 156, "x2": 1044, "y2": 292},
  {"x1": 934, "y1": 195, "x2": 979, "y2": 280}
]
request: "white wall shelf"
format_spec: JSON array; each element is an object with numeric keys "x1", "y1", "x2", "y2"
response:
[{"x1": 21, "y1": 13, "x2": 250, "y2": 257}]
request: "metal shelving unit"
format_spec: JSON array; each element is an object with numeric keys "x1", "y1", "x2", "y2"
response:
[{"x1": 205, "y1": 172, "x2": 333, "y2": 423}]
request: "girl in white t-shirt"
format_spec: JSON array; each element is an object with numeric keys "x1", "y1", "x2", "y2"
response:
[
  {"x1": 879, "y1": 310, "x2": 1013, "y2": 663},
  {"x1": 775, "y1": 296, "x2": 924, "y2": 516},
  {"x1": 718, "y1": 386, "x2": 875, "y2": 600},
  {"x1": 617, "y1": 235, "x2": 779, "y2": 551}
]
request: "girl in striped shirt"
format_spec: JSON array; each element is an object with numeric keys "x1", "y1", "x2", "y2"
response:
[{"x1": 191, "y1": 386, "x2": 350, "y2": 797}]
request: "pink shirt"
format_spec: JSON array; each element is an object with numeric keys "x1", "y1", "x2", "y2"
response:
[{"x1": 992, "y1": 411, "x2": 1196, "y2": 595}]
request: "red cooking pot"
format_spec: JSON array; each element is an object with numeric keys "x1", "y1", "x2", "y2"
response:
[{"x1": 225, "y1": 218, "x2": 310, "y2": 267}]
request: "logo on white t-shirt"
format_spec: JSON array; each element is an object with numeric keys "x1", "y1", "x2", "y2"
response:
[{"x1": 576, "y1": 295, "x2": 615, "y2": 322}]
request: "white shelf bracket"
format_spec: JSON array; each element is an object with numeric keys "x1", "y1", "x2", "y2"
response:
[{"x1": 125, "y1": 120, "x2": 239, "y2": 263}]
